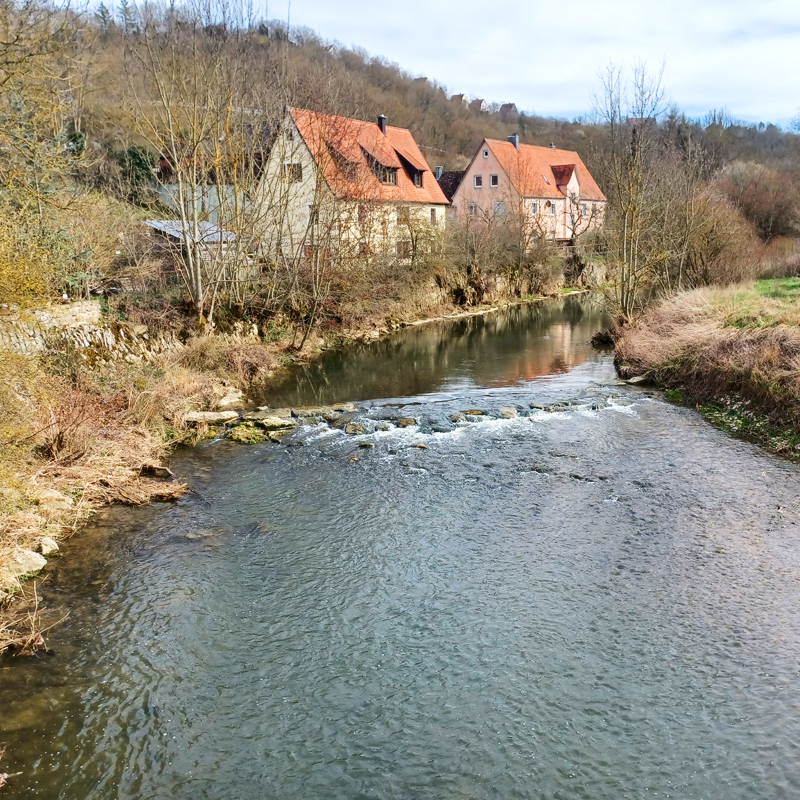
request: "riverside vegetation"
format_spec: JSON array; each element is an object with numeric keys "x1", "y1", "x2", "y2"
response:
[{"x1": 1, "y1": 0, "x2": 800, "y2": 663}]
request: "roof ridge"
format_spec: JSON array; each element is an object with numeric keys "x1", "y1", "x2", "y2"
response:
[{"x1": 289, "y1": 106, "x2": 414, "y2": 137}]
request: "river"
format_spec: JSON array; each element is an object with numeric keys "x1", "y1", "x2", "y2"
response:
[{"x1": 2, "y1": 296, "x2": 800, "y2": 799}]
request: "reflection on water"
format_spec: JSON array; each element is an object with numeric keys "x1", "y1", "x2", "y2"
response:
[
  {"x1": 254, "y1": 296, "x2": 608, "y2": 407},
  {"x1": 3, "y1": 296, "x2": 800, "y2": 800}
]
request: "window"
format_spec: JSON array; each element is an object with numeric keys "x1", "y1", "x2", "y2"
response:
[
  {"x1": 358, "y1": 204, "x2": 368, "y2": 226},
  {"x1": 483, "y1": 149, "x2": 489, "y2": 158},
  {"x1": 474, "y1": 175, "x2": 483, "y2": 189},
  {"x1": 550, "y1": 201, "x2": 557, "y2": 216},
  {"x1": 494, "y1": 201, "x2": 506, "y2": 216},
  {"x1": 592, "y1": 202, "x2": 598, "y2": 215},
  {"x1": 542, "y1": 174, "x2": 550, "y2": 185},
  {"x1": 581, "y1": 203, "x2": 587, "y2": 216},
  {"x1": 531, "y1": 200, "x2": 538, "y2": 215},
  {"x1": 308, "y1": 204, "x2": 319, "y2": 224},
  {"x1": 413, "y1": 171, "x2": 422, "y2": 188},
  {"x1": 397, "y1": 206, "x2": 410, "y2": 225},
  {"x1": 285, "y1": 128, "x2": 294, "y2": 141},
  {"x1": 490, "y1": 174, "x2": 499, "y2": 188},
  {"x1": 284, "y1": 163, "x2": 302, "y2": 183},
  {"x1": 468, "y1": 203, "x2": 478, "y2": 217},
  {"x1": 366, "y1": 153, "x2": 397, "y2": 184},
  {"x1": 396, "y1": 240, "x2": 412, "y2": 258},
  {"x1": 431, "y1": 208, "x2": 437, "y2": 225}
]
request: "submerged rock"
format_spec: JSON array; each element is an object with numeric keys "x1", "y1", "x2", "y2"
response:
[
  {"x1": 358, "y1": 442, "x2": 374, "y2": 449},
  {"x1": 345, "y1": 422, "x2": 367, "y2": 435},
  {"x1": 252, "y1": 416, "x2": 298, "y2": 432},
  {"x1": 414, "y1": 443, "x2": 429, "y2": 449},
  {"x1": 253, "y1": 407, "x2": 292, "y2": 419},
  {"x1": 39, "y1": 537, "x2": 59, "y2": 555},
  {"x1": 185, "y1": 410, "x2": 240, "y2": 425},
  {"x1": 375, "y1": 423, "x2": 391, "y2": 432},
  {"x1": 332, "y1": 402, "x2": 358, "y2": 413},
  {"x1": 228, "y1": 424, "x2": 269, "y2": 444},
  {"x1": 397, "y1": 418, "x2": 416, "y2": 428},
  {"x1": 450, "y1": 413, "x2": 466, "y2": 423},
  {"x1": 500, "y1": 407, "x2": 517, "y2": 418},
  {"x1": 268, "y1": 430, "x2": 293, "y2": 443},
  {"x1": 292, "y1": 406, "x2": 339, "y2": 421},
  {"x1": 462, "y1": 409, "x2": 486, "y2": 416}
]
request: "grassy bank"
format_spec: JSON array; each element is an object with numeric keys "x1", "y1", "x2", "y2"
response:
[{"x1": 614, "y1": 278, "x2": 800, "y2": 455}]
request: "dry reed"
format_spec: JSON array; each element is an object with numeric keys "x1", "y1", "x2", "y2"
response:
[{"x1": 616, "y1": 287, "x2": 800, "y2": 430}]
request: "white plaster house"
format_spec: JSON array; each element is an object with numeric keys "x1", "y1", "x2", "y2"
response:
[{"x1": 254, "y1": 107, "x2": 449, "y2": 263}]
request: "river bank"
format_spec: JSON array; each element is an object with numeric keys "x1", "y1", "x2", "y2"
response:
[
  {"x1": 4, "y1": 294, "x2": 800, "y2": 799},
  {"x1": 0, "y1": 293, "x2": 559, "y2": 654},
  {"x1": 613, "y1": 278, "x2": 800, "y2": 457}
]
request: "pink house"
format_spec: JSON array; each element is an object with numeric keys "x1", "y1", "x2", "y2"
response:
[{"x1": 451, "y1": 135, "x2": 607, "y2": 241}]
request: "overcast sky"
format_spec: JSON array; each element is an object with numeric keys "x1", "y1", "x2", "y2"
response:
[{"x1": 272, "y1": 0, "x2": 799, "y2": 127}]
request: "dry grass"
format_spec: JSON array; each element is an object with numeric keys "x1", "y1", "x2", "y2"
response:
[
  {"x1": 176, "y1": 336, "x2": 277, "y2": 386},
  {"x1": 0, "y1": 582, "x2": 66, "y2": 656},
  {"x1": 615, "y1": 283, "x2": 800, "y2": 430}
]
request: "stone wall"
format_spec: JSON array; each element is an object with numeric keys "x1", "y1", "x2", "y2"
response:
[{"x1": 0, "y1": 301, "x2": 181, "y2": 361}]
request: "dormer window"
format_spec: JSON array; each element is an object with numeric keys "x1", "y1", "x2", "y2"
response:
[
  {"x1": 365, "y1": 151, "x2": 397, "y2": 184},
  {"x1": 413, "y1": 171, "x2": 422, "y2": 188}
]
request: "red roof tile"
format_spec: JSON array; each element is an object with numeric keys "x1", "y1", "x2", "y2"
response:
[
  {"x1": 288, "y1": 107, "x2": 448, "y2": 205},
  {"x1": 486, "y1": 140, "x2": 606, "y2": 202}
]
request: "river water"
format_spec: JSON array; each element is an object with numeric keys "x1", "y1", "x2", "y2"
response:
[{"x1": 3, "y1": 297, "x2": 800, "y2": 799}]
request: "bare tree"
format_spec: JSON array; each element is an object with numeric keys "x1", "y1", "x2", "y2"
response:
[{"x1": 592, "y1": 61, "x2": 671, "y2": 321}]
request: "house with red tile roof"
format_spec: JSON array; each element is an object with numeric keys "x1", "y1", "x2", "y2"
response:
[
  {"x1": 451, "y1": 136, "x2": 607, "y2": 242},
  {"x1": 255, "y1": 107, "x2": 448, "y2": 262}
]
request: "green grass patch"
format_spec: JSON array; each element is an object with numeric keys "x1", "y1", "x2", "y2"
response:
[{"x1": 754, "y1": 276, "x2": 800, "y2": 300}]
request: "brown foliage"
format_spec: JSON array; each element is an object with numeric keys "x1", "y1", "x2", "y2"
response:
[
  {"x1": 176, "y1": 337, "x2": 276, "y2": 385},
  {"x1": 717, "y1": 162, "x2": 800, "y2": 242},
  {"x1": 615, "y1": 290, "x2": 800, "y2": 429}
]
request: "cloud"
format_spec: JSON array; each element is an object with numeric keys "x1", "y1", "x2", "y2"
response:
[{"x1": 283, "y1": 0, "x2": 800, "y2": 125}]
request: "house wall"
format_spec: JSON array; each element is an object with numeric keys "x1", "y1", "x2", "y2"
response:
[
  {"x1": 452, "y1": 140, "x2": 606, "y2": 241},
  {"x1": 157, "y1": 184, "x2": 246, "y2": 226},
  {"x1": 255, "y1": 117, "x2": 446, "y2": 262}
]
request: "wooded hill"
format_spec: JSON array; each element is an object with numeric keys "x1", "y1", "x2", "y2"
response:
[{"x1": 84, "y1": 10, "x2": 800, "y2": 175}]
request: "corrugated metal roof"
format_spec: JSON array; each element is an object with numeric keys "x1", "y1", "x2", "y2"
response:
[{"x1": 143, "y1": 220, "x2": 236, "y2": 244}]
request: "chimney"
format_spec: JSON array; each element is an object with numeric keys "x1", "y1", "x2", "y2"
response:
[
  {"x1": 435, "y1": 165, "x2": 444, "y2": 180},
  {"x1": 508, "y1": 133, "x2": 519, "y2": 150},
  {"x1": 377, "y1": 114, "x2": 387, "y2": 135}
]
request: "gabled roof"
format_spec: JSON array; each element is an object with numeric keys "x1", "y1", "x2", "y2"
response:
[
  {"x1": 436, "y1": 170, "x2": 465, "y2": 202},
  {"x1": 144, "y1": 220, "x2": 235, "y2": 244},
  {"x1": 288, "y1": 107, "x2": 448, "y2": 205},
  {"x1": 485, "y1": 140, "x2": 606, "y2": 202}
]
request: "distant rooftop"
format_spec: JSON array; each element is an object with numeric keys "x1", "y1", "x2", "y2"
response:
[{"x1": 143, "y1": 220, "x2": 236, "y2": 244}]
